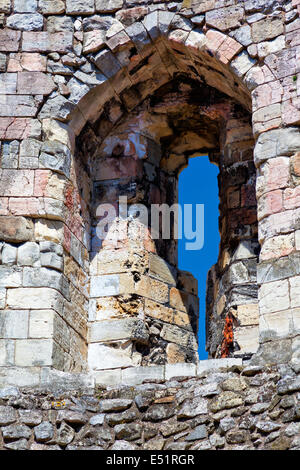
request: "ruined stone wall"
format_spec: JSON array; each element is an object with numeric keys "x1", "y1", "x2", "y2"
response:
[
  {"x1": 0, "y1": 0, "x2": 300, "y2": 388},
  {"x1": 1, "y1": 360, "x2": 300, "y2": 451}
]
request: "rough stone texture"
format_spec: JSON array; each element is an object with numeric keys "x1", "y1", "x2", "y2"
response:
[
  {"x1": 0, "y1": 363, "x2": 299, "y2": 450},
  {"x1": 0, "y1": 0, "x2": 299, "y2": 422}
]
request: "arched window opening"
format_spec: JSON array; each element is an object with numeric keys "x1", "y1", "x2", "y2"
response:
[{"x1": 178, "y1": 156, "x2": 220, "y2": 360}]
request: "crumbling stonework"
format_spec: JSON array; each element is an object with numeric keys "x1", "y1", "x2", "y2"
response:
[
  {"x1": 0, "y1": 0, "x2": 300, "y2": 401},
  {"x1": 0, "y1": 360, "x2": 300, "y2": 450}
]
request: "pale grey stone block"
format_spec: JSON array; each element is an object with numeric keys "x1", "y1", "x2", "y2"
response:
[
  {"x1": 18, "y1": 242, "x2": 40, "y2": 266},
  {"x1": 2, "y1": 243, "x2": 17, "y2": 265},
  {"x1": 0, "y1": 366, "x2": 40, "y2": 387},
  {"x1": 1, "y1": 141, "x2": 19, "y2": 169},
  {"x1": 89, "y1": 318, "x2": 148, "y2": 343},
  {"x1": 0, "y1": 266, "x2": 22, "y2": 287},
  {"x1": 121, "y1": 365, "x2": 165, "y2": 386},
  {"x1": 15, "y1": 339, "x2": 53, "y2": 366},
  {"x1": 165, "y1": 362, "x2": 196, "y2": 380},
  {"x1": 14, "y1": 0, "x2": 37, "y2": 12},
  {"x1": 0, "y1": 310, "x2": 29, "y2": 339},
  {"x1": 40, "y1": 367, "x2": 94, "y2": 393},
  {"x1": 90, "y1": 274, "x2": 119, "y2": 297},
  {"x1": 6, "y1": 13, "x2": 43, "y2": 30}
]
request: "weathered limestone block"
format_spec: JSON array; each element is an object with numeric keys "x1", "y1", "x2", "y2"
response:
[
  {"x1": 38, "y1": 0, "x2": 65, "y2": 14},
  {"x1": 0, "y1": 95, "x2": 41, "y2": 117},
  {"x1": 0, "y1": 216, "x2": 33, "y2": 242},
  {"x1": 15, "y1": 339, "x2": 53, "y2": 366},
  {"x1": 251, "y1": 17, "x2": 284, "y2": 43},
  {"x1": 206, "y1": 5, "x2": 244, "y2": 31},
  {"x1": 89, "y1": 318, "x2": 148, "y2": 344},
  {"x1": 0, "y1": 73, "x2": 17, "y2": 93},
  {"x1": 7, "y1": 287, "x2": 63, "y2": 312}
]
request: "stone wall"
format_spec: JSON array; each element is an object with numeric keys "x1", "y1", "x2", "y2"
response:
[
  {"x1": 1, "y1": 359, "x2": 300, "y2": 450},
  {"x1": 0, "y1": 0, "x2": 300, "y2": 387}
]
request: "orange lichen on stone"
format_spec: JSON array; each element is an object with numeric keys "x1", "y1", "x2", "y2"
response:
[{"x1": 220, "y1": 313, "x2": 234, "y2": 358}]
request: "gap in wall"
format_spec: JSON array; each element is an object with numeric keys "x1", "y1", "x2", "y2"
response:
[{"x1": 178, "y1": 156, "x2": 220, "y2": 360}]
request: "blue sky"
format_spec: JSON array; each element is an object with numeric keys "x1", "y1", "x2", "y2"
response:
[{"x1": 178, "y1": 156, "x2": 220, "y2": 359}]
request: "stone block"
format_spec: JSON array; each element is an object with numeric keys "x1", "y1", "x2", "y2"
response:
[
  {"x1": 95, "y1": 0, "x2": 123, "y2": 12},
  {"x1": 8, "y1": 52, "x2": 46, "y2": 72},
  {"x1": 89, "y1": 318, "x2": 148, "y2": 343},
  {"x1": 17, "y1": 71, "x2": 55, "y2": 95},
  {"x1": 0, "y1": 169, "x2": 34, "y2": 197},
  {"x1": 66, "y1": 0, "x2": 94, "y2": 15},
  {"x1": 0, "y1": 0, "x2": 11, "y2": 13},
  {"x1": 0, "y1": 216, "x2": 33, "y2": 242},
  {"x1": 121, "y1": 365, "x2": 164, "y2": 386},
  {"x1": 259, "y1": 311, "x2": 291, "y2": 343},
  {"x1": 251, "y1": 17, "x2": 284, "y2": 43},
  {"x1": 0, "y1": 310, "x2": 29, "y2": 339},
  {"x1": 88, "y1": 343, "x2": 137, "y2": 370},
  {"x1": 0, "y1": 340, "x2": 15, "y2": 366},
  {"x1": 0, "y1": 266, "x2": 22, "y2": 287},
  {"x1": 14, "y1": 0, "x2": 36, "y2": 12},
  {"x1": 235, "y1": 304, "x2": 259, "y2": 326},
  {"x1": 0, "y1": 366, "x2": 40, "y2": 387},
  {"x1": 7, "y1": 287, "x2": 63, "y2": 312},
  {"x1": 90, "y1": 274, "x2": 120, "y2": 297},
  {"x1": 145, "y1": 299, "x2": 173, "y2": 323},
  {"x1": 15, "y1": 339, "x2": 53, "y2": 366},
  {"x1": 0, "y1": 73, "x2": 17, "y2": 93},
  {"x1": 2, "y1": 244, "x2": 17, "y2": 265},
  {"x1": 93, "y1": 368, "x2": 122, "y2": 387},
  {"x1": 0, "y1": 117, "x2": 41, "y2": 140},
  {"x1": 6, "y1": 13, "x2": 43, "y2": 30},
  {"x1": 17, "y1": 242, "x2": 40, "y2": 266},
  {"x1": 259, "y1": 279, "x2": 290, "y2": 315},
  {"x1": 234, "y1": 326, "x2": 259, "y2": 354},
  {"x1": 38, "y1": 0, "x2": 65, "y2": 14},
  {"x1": 22, "y1": 32, "x2": 73, "y2": 53},
  {"x1": 255, "y1": 128, "x2": 300, "y2": 163},
  {"x1": 29, "y1": 309, "x2": 55, "y2": 338},
  {"x1": 148, "y1": 253, "x2": 176, "y2": 285},
  {"x1": 165, "y1": 362, "x2": 196, "y2": 380},
  {"x1": 206, "y1": 5, "x2": 244, "y2": 31}
]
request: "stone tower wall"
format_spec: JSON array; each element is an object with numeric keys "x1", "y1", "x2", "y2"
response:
[{"x1": 0, "y1": 0, "x2": 300, "y2": 388}]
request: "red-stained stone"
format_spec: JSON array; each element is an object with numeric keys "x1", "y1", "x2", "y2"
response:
[
  {"x1": 17, "y1": 72, "x2": 56, "y2": 95},
  {"x1": 284, "y1": 186, "x2": 300, "y2": 210},
  {"x1": 282, "y1": 98, "x2": 300, "y2": 126},
  {"x1": 0, "y1": 197, "x2": 9, "y2": 215},
  {"x1": 0, "y1": 118, "x2": 39, "y2": 140},
  {"x1": 7, "y1": 53, "x2": 47, "y2": 72},
  {"x1": 259, "y1": 190, "x2": 283, "y2": 220},
  {"x1": 34, "y1": 170, "x2": 50, "y2": 197},
  {"x1": 206, "y1": 30, "x2": 242, "y2": 64},
  {"x1": 0, "y1": 29, "x2": 21, "y2": 52},
  {"x1": 63, "y1": 224, "x2": 72, "y2": 253},
  {"x1": 9, "y1": 197, "x2": 40, "y2": 216},
  {"x1": 265, "y1": 157, "x2": 290, "y2": 193},
  {"x1": 252, "y1": 81, "x2": 283, "y2": 110},
  {"x1": 95, "y1": 157, "x2": 143, "y2": 181}
]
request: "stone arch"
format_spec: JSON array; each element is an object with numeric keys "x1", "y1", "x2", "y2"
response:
[{"x1": 36, "y1": 20, "x2": 261, "y2": 375}]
